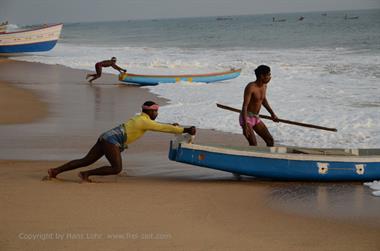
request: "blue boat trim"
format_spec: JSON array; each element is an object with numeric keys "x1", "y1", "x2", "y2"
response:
[
  {"x1": 0, "y1": 23, "x2": 62, "y2": 54},
  {"x1": 169, "y1": 142, "x2": 380, "y2": 181},
  {"x1": 0, "y1": 40, "x2": 58, "y2": 53}
]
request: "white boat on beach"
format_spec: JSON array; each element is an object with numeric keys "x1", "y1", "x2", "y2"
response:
[{"x1": 0, "y1": 23, "x2": 63, "y2": 55}]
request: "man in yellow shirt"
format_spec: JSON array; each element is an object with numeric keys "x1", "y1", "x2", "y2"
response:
[{"x1": 47, "y1": 101, "x2": 196, "y2": 182}]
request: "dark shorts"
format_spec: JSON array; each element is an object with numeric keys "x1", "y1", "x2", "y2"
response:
[{"x1": 99, "y1": 124, "x2": 127, "y2": 151}]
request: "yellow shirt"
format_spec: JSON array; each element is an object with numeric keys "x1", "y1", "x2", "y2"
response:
[{"x1": 123, "y1": 112, "x2": 184, "y2": 145}]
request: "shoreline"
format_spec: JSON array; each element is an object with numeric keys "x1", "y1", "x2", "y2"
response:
[
  {"x1": 0, "y1": 59, "x2": 379, "y2": 250},
  {"x1": 0, "y1": 80, "x2": 48, "y2": 124},
  {"x1": 0, "y1": 59, "x2": 253, "y2": 161}
]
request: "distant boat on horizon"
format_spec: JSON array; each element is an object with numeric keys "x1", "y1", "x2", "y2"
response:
[
  {"x1": 0, "y1": 23, "x2": 63, "y2": 55},
  {"x1": 272, "y1": 17, "x2": 286, "y2": 22},
  {"x1": 344, "y1": 14, "x2": 359, "y2": 20},
  {"x1": 216, "y1": 17, "x2": 233, "y2": 21}
]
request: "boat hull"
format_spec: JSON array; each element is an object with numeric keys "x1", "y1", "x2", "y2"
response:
[
  {"x1": 0, "y1": 23, "x2": 62, "y2": 54},
  {"x1": 119, "y1": 69, "x2": 241, "y2": 85},
  {"x1": 0, "y1": 40, "x2": 58, "y2": 53},
  {"x1": 169, "y1": 142, "x2": 380, "y2": 181}
]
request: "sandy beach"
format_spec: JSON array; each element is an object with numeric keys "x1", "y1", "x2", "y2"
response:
[{"x1": 1, "y1": 59, "x2": 380, "y2": 251}]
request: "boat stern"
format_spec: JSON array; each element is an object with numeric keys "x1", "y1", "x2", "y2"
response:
[
  {"x1": 168, "y1": 134, "x2": 195, "y2": 161},
  {"x1": 119, "y1": 72, "x2": 127, "y2": 81},
  {"x1": 168, "y1": 140, "x2": 178, "y2": 161}
]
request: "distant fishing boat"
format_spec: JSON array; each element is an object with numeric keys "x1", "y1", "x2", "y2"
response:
[
  {"x1": 119, "y1": 68, "x2": 241, "y2": 85},
  {"x1": 0, "y1": 23, "x2": 63, "y2": 55},
  {"x1": 169, "y1": 140, "x2": 380, "y2": 181},
  {"x1": 272, "y1": 17, "x2": 286, "y2": 22},
  {"x1": 216, "y1": 17, "x2": 233, "y2": 21},
  {"x1": 344, "y1": 14, "x2": 359, "y2": 20},
  {"x1": 0, "y1": 21, "x2": 8, "y2": 33}
]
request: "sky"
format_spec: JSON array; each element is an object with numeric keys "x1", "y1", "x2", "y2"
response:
[{"x1": 1, "y1": 0, "x2": 379, "y2": 24}]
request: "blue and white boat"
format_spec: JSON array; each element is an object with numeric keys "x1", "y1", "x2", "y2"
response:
[
  {"x1": 169, "y1": 141, "x2": 380, "y2": 181},
  {"x1": 119, "y1": 68, "x2": 241, "y2": 85},
  {"x1": 0, "y1": 23, "x2": 63, "y2": 55}
]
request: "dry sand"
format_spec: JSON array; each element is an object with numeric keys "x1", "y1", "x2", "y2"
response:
[{"x1": 0, "y1": 59, "x2": 379, "y2": 251}]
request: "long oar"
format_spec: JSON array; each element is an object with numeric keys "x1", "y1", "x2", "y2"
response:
[{"x1": 216, "y1": 103, "x2": 337, "y2": 132}]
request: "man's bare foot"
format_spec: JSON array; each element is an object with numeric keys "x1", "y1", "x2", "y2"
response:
[
  {"x1": 86, "y1": 74, "x2": 90, "y2": 80},
  {"x1": 48, "y1": 168, "x2": 58, "y2": 179},
  {"x1": 78, "y1": 172, "x2": 92, "y2": 183}
]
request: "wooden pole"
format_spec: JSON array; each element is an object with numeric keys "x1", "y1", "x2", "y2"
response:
[{"x1": 216, "y1": 103, "x2": 337, "y2": 132}]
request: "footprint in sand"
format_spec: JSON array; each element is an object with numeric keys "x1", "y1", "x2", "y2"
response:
[{"x1": 41, "y1": 175, "x2": 53, "y2": 181}]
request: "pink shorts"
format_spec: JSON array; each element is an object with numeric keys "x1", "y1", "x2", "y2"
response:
[{"x1": 239, "y1": 113, "x2": 262, "y2": 127}]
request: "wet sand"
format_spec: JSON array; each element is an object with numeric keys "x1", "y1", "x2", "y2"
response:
[
  {"x1": 1, "y1": 59, "x2": 380, "y2": 250},
  {"x1": 0, "y1": 81, "x2": 47, "y2": 124}
]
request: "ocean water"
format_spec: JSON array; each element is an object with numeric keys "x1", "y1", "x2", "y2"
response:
[{"x1": 12, "y1": 9, "x2": 380, "y2": 148}]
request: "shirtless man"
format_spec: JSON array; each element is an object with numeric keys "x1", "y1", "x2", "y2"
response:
[
  {"x1": 47, "y1": 101, "x2": 196, "y2": 182},
  {"x1": 86, "y1": 57, "x2": 126, "y2": 83},
  {"x1": 240, "y1": 65, "x2": 279, "y2": 146}
]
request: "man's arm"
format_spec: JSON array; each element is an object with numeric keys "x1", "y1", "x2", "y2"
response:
[
  {"x1": 145, "y1": 119, "x2": 196, "y2": 135},
  {"x1": 183, "y1": 126, "x2": 196, "y2": 135},
  {"x1": 241, "y1": 85, "x2": 254, "y2": 137},
  {"x1": 241, "y1": 85, "x2": 251, "y2": 121},
  {"x1": 262, "y1": 98, "x2": 279, "y2": 121},
  {"x1": 112, "y1": 64, "x2": 126, "y2": 73}
]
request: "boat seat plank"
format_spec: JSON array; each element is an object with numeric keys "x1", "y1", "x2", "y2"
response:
[{"x1": 292, "y1": 148, "x2": 355, "y2": 156}]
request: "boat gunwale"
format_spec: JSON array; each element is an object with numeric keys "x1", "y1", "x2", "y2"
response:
[
  {"x1": 121, "y1": 68, "x2": 241, "y2": 78},
  {"x1": 179, "y1": 143, "x2": 380, "y2": 163},
  {"x1": 0, "y1": 23, "x2": 63, "y2": 36}
]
